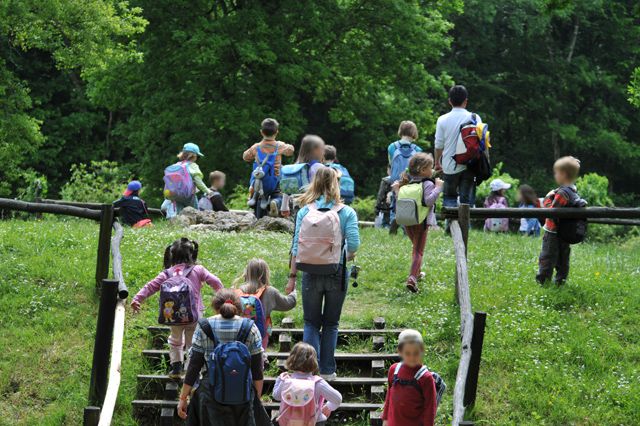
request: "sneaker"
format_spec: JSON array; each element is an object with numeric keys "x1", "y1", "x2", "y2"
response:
[
  {"x1": 247, "y1": 197, "x2": 256, "y2": 207},
  {"x1": 320, "y1": 373, "x2": 337, "y2": 382},
  {"x1": 169, "y1": 362, "x2": 183, "y2": 378},
  {"x1": 418, "y1": 272, "x2": 426, "y2": 281},
  {"x1": 406, "y1": 276, "x2": 419, "y2": 293},
  {"x1": 269, "y1": 200, "x2": 280, "y2": 217}
]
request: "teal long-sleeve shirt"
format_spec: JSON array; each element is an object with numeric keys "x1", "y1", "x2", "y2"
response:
[{"x1": 291, "y1": 196, "x2": 361, "y2": 256}]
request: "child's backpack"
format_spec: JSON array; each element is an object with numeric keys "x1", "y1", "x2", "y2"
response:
[
  {"x1": 252, "y1": 144, "x2": 280, "y2": 196},
  {"x1": 280, "y1": 163, "x2": 311, "y2": 195},
  {"x1": 163, "y1": 161, "x2": 195, "y2": 204},
  {"x1": 390, "y1": 141, "x2": 419, "y2": 183},
  {"x1": 198, "y1": 318, "x2": 254, "y2": 405},
  {"x1": 198, "y1": 193, "x2": 214, "y2": 211},
  {"x1": 484, "y1": 197, "x2": 509, "y2": 232},
  {"x1": 396, "y1": 178, "x2": 433, "y2": 226},
  {"x1": 329, "y1": 164, "x2": 355, "y2": 204},
  {"x1": 454, "y1": 113, "x2": 490, "y2": 165},
  {"x1": 296, "y1": 203, "x2": 344, "y2": 275},
  {"x1": 391, "y1": 362, "x2": 447, "y2": 406},
  {"x1": 158, "y1": 266, "x2": 198, "y2": 325},
  {"x1": 556, "y1": 186, "x2": 588, "y2": 244},
  {"x1": 276, "y1": 373, "x2": 324, "y2": 426},
  {"x1": 234, "y1": 287, "x2": 270, "y2": 349}
]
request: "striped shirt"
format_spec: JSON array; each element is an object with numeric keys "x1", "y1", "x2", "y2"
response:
[
  {"x1": 243, "y1": 140, "x2": 295, "y2": 176},
  {"x1": 190, "y1": 315, "x2": 263, "y2": 357},
  {"x1": 542, "y1": 185, "x2": 575, "y2": 233}
]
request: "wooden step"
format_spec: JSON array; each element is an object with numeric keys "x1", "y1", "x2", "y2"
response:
[
  {"x1": 143, "y1": 349, "x2": 399, "y2": 363},
  {"x1": 138, "y1": 374, "x2": 386, "y2": 386},
  {"x1": 147, "y1": 325, "x2": 404, "y2": 337},
  {"x1": 132, "y1": 399, "x2": 383, "y2": 412}
]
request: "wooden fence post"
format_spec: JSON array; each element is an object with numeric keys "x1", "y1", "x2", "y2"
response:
[
  {"x1": 458, "y1": 203, "x2": 470, "y2": 256},
  {"x1": 89, "y1": 279, "x2": 118, "y2": 406},
  {"x1": 34, "y1": 180, "x2": 43, "y2": 219},
  {"x1": 83, "y1": 406, "x2": 100, "y2": 426},
  {"x1": 464, "y1": 311, "x2": 487, "y2": 407},
  {"x1": 95, "y1": 204, "x2": 114, "y2": 290}
]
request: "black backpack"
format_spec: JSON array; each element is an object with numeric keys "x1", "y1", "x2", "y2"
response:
[{"x1": 556, "y1": 186, "x2": 588, "y2": 244}]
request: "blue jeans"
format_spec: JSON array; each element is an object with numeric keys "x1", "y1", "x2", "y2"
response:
[
  {"x1": 301, "y1": 268, "x2": 347, "y2": 375},
  {"x1": 443, "y1": 169, "x2": 475, "y2": 208}
]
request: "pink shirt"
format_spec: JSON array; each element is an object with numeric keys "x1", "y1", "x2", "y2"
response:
[
  {"x1": 272, "y1": 372, "x2": 342, "y2": 422},
  {"x1": 132, "y1": 264, "x2": 223, "y2": 316}
]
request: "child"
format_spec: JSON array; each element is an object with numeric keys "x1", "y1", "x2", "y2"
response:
[
  {"x1": 167, "y1": 142, "x2": 212, "y2": 212},
  {"x1": 375, "y1": 167, "x2": 393, "y2": 228},
  {"x1": 234, "y1": 258, "x2": 297, "y2": 349},
  {"x1": 130, "y1": 238, "x2": 224, "y2": 377},
  {"x1": 395, "y1": 153, "x2": 443, "y2": 293},
  {"x1": 517, "y1": 184, "x2": 541, "y2": 236},
  {"x1": 243, "y1": 118, "x2": 295, "y2": 215},
  {"x1": 381, "y1": 330, "x2": 437, "y2": 426},
  {"x1": 113, "y1": 180, "x2": 152, "y2": 228},
  {"x1": 273, "y1": 342, "x2": 342, "y2": 426},
  {"x1": 198, "y1": 171, "x2": 229, "y2": 212},
  {"x1": 536, "y1": 156, "x2": 586, "y2": 285},
  {"x1": 483, "y1": 178, "x2": 510, "y2": 232},
  {"x1": 295, "y1": 134, "x2": 326, "y2": 183},
  {"x1": 160, "y1": 198, "x2": 177, "y2": 219},
  {"x1": 324, "y1": 145, "x2": 355, "y2": 204}
]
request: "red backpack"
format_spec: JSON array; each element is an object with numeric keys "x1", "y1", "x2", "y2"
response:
[{"x1": 453, "y1": 113, "x2": 488, "y2": 165}]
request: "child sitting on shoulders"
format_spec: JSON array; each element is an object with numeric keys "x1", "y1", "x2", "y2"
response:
[
  {"x1": 273, "y1": 342, "x2": 342, "y2": 426},
  {"x1": 382, "y1": 330, "x2": 438, "y2": 426},
  {"x1": 198, "y1": 171, "x2": 229, "y2": 212},
  {"x1": 536, "y1": 156, "x2": 587, "y2": 285},
  {"x1": 483, "y1": 179, "x2": 511, "y2": 232},
  {"x1": 113, "y1": 180, "x2": 152, "y2": 228},
  {"x1": 517, "y1": 184, "x2": 541, "y2": 236},
  {"x1": 131, "y1": 238, "x2": 224, "y2": 377},
  {"x1": 234, "y1": 258, "x2": 296, "y2": 350}
]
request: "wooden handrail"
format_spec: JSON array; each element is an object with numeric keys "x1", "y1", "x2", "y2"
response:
[
  {"x1": 110, "y1": 222, "x2": 128, "y2": 299},
  {"x1": 97, "y1": 300, "x2": 125, "y2": 426},
  {"x1": 442, "y1": 206, "x2": 640, "y2": 219},
  {"x1": 0, "y1": 198, "x2": 102, "y2": 220},
  {"x1": 39, "y1": 198, "x2": 164, "y2": 217}
]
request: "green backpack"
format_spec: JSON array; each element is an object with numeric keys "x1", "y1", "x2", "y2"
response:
[{"x1": 396, "y1": 179, "x2": 432, "y2": 226}]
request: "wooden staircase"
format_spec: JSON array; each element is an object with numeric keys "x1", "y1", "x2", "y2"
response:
[{"x1": 132, "y1": 318, "x2": 402, "y2": 425}]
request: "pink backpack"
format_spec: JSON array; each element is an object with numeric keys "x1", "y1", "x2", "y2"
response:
[
  {"x1": 484, "y1": 197, "x2": 509, "y2": 232},
  {"x1": 163, "y1": 161, "x2": 195, "y2": 204},
  {"x1": 276, "y1": 374, "x2": 324, "y2": 426},
  {"x1": 295, "y1": 203, "x2": 344, "y2": 275}
]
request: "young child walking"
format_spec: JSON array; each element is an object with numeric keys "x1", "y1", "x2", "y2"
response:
[
  {"x1": 164, "y1": 142, "x2": 212, "y2": 212},
  {"x1": 234, "y1": 258, "x2": 297, "y2": 349},
  {"x1": 113, "y1": 180, "x2": 152, "y2": 228},
  {"x1": 517, "y1": 184, "x2": 541, "y2": 236},
  {"x1": 483, "y1": 179, "x2": 511, "y2": 232},
  {"x1": 273, "y1": 342, "x2": 342, "y2": 426},
  {"x1": 536, "y1": 156, "x2": 586, "y2": 285},
  {"x1": 382, "y1": 330, "x2": 438, "y2": 426},
  {"x1": 130, "y1": 238, "x2": 224, "y2": 377},
  {"x1": 395, "y1": 153, "x2": 443, "y2": 293}
]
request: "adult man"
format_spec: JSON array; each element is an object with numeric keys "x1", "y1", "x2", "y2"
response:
[{"x1": 434, "y1": 85, "x2": 480, "y2": 208}]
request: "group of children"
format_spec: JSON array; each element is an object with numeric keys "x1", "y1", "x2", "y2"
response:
[{"x1": 482, "y1": 179, "x2": 541, "y2": 236}]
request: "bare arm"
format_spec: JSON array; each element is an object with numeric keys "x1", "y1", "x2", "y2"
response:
[{"x1": 434, "y1": 148, "x2": 443, "y2": 171}]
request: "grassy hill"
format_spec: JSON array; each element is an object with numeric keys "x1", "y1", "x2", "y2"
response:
[{"x1": 1, "y1": 219, "x2": 639, "y2": 425}]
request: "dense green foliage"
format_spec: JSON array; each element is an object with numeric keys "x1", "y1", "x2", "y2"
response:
[
  {"x1": 1, "y1": 0, "x2": 638, "y2": 205},
  {"x1": 60, "y1": 160, "x2": 132, "y2": 203},
  {"x1": 1, "y1": 220, "x2": 639, "y2": 424}
]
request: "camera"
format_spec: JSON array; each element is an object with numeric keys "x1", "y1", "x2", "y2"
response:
[{"x1": 350, "y1": 264, "x2": 360, "y2": 288}]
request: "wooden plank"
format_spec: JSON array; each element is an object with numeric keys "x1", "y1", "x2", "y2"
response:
[
  {"x1": 143, "y1": 349, "x2": 399, "y2": 362},
  {"x1": 464, "y1": 312, "x2": 487, "y2": 407},
  {"x1": 83, "y1": 406, "x2": 100, "y2": 426},
  {"x1": 278, "y1": 333, "x2": 292, "y2": 352},
  {"x1": 160, "y1": 407, "x2": 174, "y2": 426},
  {"x1": 372, "y1": 336, "x2": 385, "y2": 352},
  {"x1": 0, "y1": 197, "x2": 103, "y2": 220},
  {"x1": 110, "y1": 222, "x2": 128, "y2": 299},
  {"x1": 450, "y1": 220, "x2": 474, "y2": 426},
  {"x1": 281, "y1": 317, "x2": 294, "y2": 329},
  {"x1": 132, "y1": 399, "x2": 383, "y2": 411},
  {"x1": 370, "y1": 410, "x2": 384, "y2": 426},
  {"x1": 458, "y1": 203, "x2": 470, "y2": 256},
  {"x1": 95, "y1": 204, "x2": 114, "y2": 289},
  {"x1": 373, "y1": 317, "x2": 386, "y2": 330},
  {"x1": 147, "y1": 325, "x2": 404, "y2": 337},
  {"x1": 137, "y1": 374, "x2": 386, "y2": 387},
  {"x1": 442, "y1": 206, "x2": 640, "y2": 219},
  {"x1": 97, "y1": 300, "x2": 126, "y2": 426},
  {"x1": 164, "y1": 382, "x2": 179, "y2": 400},
  {"x1": 371, "y1": 360, "x2": 385, "y2": 378}
]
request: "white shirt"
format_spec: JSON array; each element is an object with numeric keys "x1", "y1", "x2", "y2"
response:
[{"x1": 434, "y1": 107, "x2": 482, "y2": 175}]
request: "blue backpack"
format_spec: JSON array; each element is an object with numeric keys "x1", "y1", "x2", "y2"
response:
[
  {"x1": 390, "y1": 141, "x2": 419, "y2": 183},
  {"x1": 198, "y1": 318, "x2": 254, "y2": 405},
  {"x1": 329, "y1": 163, "x2": 355, "y2": 204},
  {"x1": 280, "y1": 163, "x2": 311, "y2": 195},
  {"x1": 251, "y1": 145, "x2": 280, "y2": 196}
]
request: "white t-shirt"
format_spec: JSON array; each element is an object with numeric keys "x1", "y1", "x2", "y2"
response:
[{"x1": 434, "y1": 107, "x2": 482, "y2": 175}]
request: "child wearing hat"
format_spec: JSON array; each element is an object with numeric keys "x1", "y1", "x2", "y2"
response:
[
  {"x1": 483, "y1": 178, "x2": 511, "y2": 232},
  {"x1": 175, "y1": 142, "x2": 213, "y2": 211},
  {"x1": 382, "y1": 329, "x2": 438, "y2": 426},
  {"x1": 113, "y1": 180, "x2": 152, "y2": 228}
]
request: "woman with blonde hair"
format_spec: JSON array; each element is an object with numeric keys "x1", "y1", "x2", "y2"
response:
[{"x1": 287, "y1": 167, "x2": 360, "y2": 380}]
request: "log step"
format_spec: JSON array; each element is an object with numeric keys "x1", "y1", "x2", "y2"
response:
[
  {"x1": 132, "y1": 399, "x2": 383, "y2": 412},
  {"x1": 147, "y1": 325, "x2": 404, "y2": 337},
  {"x1": 142, "y1": 349, "x2": 399, "y2": 362}
]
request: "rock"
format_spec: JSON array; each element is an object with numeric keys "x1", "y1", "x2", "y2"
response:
[
  {"x1": 189, "y1": 223, "x2": 238, "y2": 233},
  {"x1": 178, "y1": 207, "x2": 199, "y2": 225},
  {"x1": 173, "y1": 214, "x2": 194, "y2": 227},
  {"x1": 238, "y1": 212, "x2": 258, "y2": 231},
  {"x1": 198, "y1": 210, "x2": 218, "y2": 224},
  {"x1": 251, "y1": 216, "x2": 295, "y2": 233}
]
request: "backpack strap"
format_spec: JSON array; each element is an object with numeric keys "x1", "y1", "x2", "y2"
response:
[
  {"x1": 414, "y1": 366, "x2": 429, "y2": 381},
  {"x1": 391, "y1": 362, "x2": 403, "y2": 387},
  {"x1": 198, "y1": 318, "x2": 219, "y2": 348},
  {"x1": 236, "y1": 318, "x2": 254, "y2": 344}
]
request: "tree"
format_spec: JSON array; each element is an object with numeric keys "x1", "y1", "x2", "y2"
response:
[{"x1": 629, "y1": 67, "x2": 640, "y2": 108}]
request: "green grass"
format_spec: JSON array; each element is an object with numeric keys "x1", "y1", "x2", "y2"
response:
[{"x1": 1, "y1": 219, "x2": 639, "y2": 425}]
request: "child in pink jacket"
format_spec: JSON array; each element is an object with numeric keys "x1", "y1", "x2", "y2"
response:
[{"x1": 131, "y1": 238, "x2": 223, "y2": 377}]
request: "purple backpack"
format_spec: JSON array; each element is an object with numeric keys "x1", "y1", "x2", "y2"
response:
[
  {"x1": 163, "y1": 161, "x2": 195, "y2": 204},
  {"x1": 158, "y1": 266, "x2": 198, "y2": 325}
]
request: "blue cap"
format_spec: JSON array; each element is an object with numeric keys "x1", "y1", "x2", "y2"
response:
[
  {"x1": 124, "y1": 180, "x2": 142, "y2": 196},
  {"x1": 182, "y1": 142, "x2": 204, "y2": 157}
]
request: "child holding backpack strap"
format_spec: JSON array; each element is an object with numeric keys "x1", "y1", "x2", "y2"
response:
[
  {"x1": 177, "y1": 289, "x2": 267, "y2": 426},
  {"x1": 382, "y1": 330, "x2": 442, "y2": 426},
  {"x1": 273, "y1": 342, "x2": 342, "y2": 426},
  {"x1": 164, "y1": 142, "x2": 212, "y2": 212},
  {"x1": 394, "y1": 153, "x2": 443, "y2": 293},
  {"x1": 131, "y1": 238, "x2": 224, "y2": 377},
  {"x1": 234, "y1": 258, "x2": 297, "y2": 350}
]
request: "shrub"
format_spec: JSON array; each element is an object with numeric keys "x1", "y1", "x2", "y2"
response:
[
  {"x1": 576, "y1": 173, "x2": 614, "y2": 207},
  {"x1": 226, "y1": 184, "x2": 250, "y2": 210},
  {"x1": 475, "y1": 162, "x2": 520, "y2": 206},
  {"x1": 60, "y1": 161, "x2": 131, "y2": 204},
  {"x1": 16, "y1": 171, "x2": 48, "y2": 202},
  {"x1": 351, "y1": 196, "x2": 376, "y2": 221}
]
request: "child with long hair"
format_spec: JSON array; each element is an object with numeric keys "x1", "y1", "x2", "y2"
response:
[
  {"x1": 234, "y1": 258, "x2": 297, "y2": 349},
  {"x1": 273, "y1": 342, "x2": 342, "y2": 425},
  {"x1": 131, "y1": 238, "x2": 224, "y2": 377},
  {"x1": 517, "y1": 184, "x2": 541, "y2": 236},
  {"x1": 395, "y1": 153, "x2": 443, "y2": 293}
]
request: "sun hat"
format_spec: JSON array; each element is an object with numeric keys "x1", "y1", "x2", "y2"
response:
[
  {"x1": 124, "y1": 180, "x2": 142, "y2": 197},
  {"x1": 182, "y1": 142, "x2": 204, "y2": 157},
  {"x1": 490, "y1": 178, "x2": 511, "y2": 192},
  {"x1": 398, "y1": 329, "x2": 424, "y2": 346}
]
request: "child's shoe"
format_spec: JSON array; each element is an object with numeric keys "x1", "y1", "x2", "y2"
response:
[
  {"x1": 418, "y1": 272, "x2": 426, "y2": 281},
  {"x1": 320, "y1": 373, "x2": 337, "y2": 382},
  {"x1": 247, "y1": 197, "x2": 257, "y2": 207},
  {"x1": 269, "y1": 200, "x2": 280, "y2": 217},
  {"x1": 169, "y1": 361, "x2": 183, "y2": 378},
  {"x1": 406, "y1": 276, "x2": 419, "y2": 293}
]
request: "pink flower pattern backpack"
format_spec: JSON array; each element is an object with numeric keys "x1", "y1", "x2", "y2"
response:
[{"x1": 276, "y1": 373, "x2": 324, "y2": 426}]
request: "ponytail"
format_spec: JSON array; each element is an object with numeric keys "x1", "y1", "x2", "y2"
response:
[
  {"x1": 397, "y1": 153, "x2": 434, "y2": 188},
  {"x1": 212, "y1": 289, "x2": 242, "y2": 319},
  {"x1": 397, "y1": 171, "x2": 411, "y2": 189}
]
